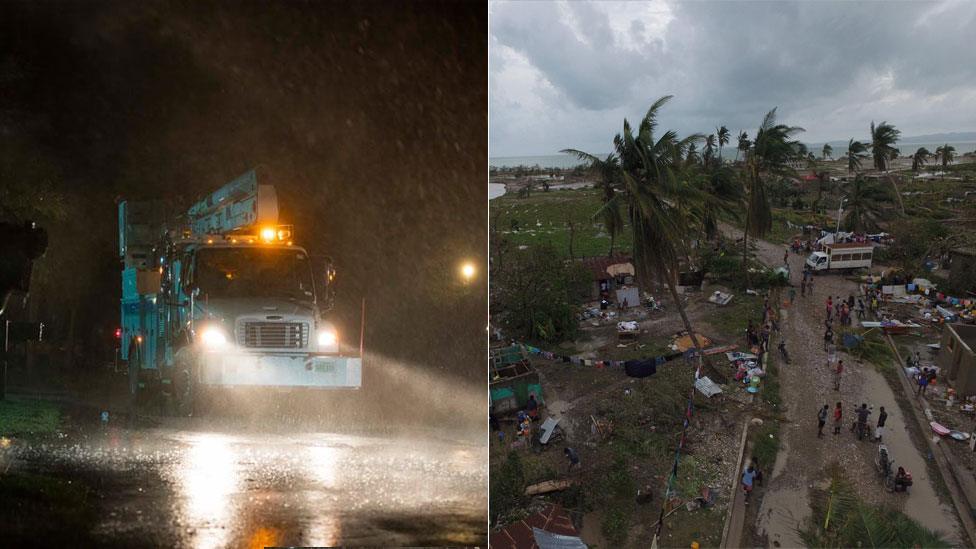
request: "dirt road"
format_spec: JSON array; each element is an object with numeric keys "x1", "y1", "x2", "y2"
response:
[
  {"x1": 722, "y1": 228, "x2": 962, "y2": 546},
  {"x1": 1, "y1": 414, "x2": 487, "y2": 547}
]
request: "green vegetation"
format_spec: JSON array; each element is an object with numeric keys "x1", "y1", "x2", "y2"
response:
[
  {"x1": 491, "y1": 243, "x2": 591, "y2": 342},
  {"x1": 799, "y1": 468, "x2": 949, "y2": 548},
  {"x1": 0, "y1": 399, "x2": 61, "y2": 436},
  {"x1": 598, "y1": 457, "x2": 636, "y2": 546},
  {"x1": 490, "y1": 451, "x2": 527, "y2": 526},
  {"x1": 491, "y1": 188, "x2": 632, "y2": 259},
  {"x1": 838, "y1": 327, "x2": 894, "y2": 371},
  {"x1": 751, "y1": 422, "x2": 781, "y2": 470}
]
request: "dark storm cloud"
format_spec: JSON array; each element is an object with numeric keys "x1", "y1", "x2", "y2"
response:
[{"x1": 490, "y1": 0, "x2": 976, "y2": 156}]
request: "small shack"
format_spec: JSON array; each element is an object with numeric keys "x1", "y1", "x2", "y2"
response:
[
  {"x1": 938, "y1": 323, "x2": 976, "y2": 397},
  {"x1": 949, "y1": 248, "x2": 976, "y2": 295},
  {"x1": 490, "y1": 345, "x2": 544, "y2": 415},
  {"x1": 577, "y1": 254, "x2": 635, "y2": 300}
]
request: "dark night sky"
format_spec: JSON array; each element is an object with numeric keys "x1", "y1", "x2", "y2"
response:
[{"x1": 0, "y1": 1, "x2": 487, "y2": 384}]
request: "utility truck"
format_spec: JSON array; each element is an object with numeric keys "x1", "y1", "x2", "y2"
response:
[
  {"x1": 806, "y1": 242, "x2": 874, "y2": 273},
  {"x1": 118, "y1": 169, "x2": 361, "y2": 414}
]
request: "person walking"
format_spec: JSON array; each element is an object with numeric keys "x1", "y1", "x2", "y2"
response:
[
  {"x1": 826, "y1": 296, "x2": 833, "y2": 321},
  {"x1": 833, "y1": 359, "x2": 844, "y2": 391},
  {"x1": 824, "y1": 325, "x2": 834, "y2": 352},
  {"x1": 741, "y1": 465, "x2": 757, "y2": 505},
  {"x1": 857, "y1": 299, "x2": 865, "y2": 320},
  {"x1": 784, "y1": 249, "x2": 789, "y2": 266},
  {"x1": 807, "y1": 276, "x2": 814, "y2": 295},
  {"x1": 833, "y1": 402, "x2": 843, "y2": 434},
  {"x1": 917, "y1": 367, "x2": 930, "y2": 396},
  {"x1": 817, "y1": 404, "x2": 829, "y2": 438},
  {"x1": 875, "y1": 406, "x2": 888, "y2": 441},
  {"x1": 801, "y1": 279, "x2": 807, "y2": 297}
]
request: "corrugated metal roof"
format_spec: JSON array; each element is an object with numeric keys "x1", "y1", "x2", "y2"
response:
[{"x1": 489, "y1": 504, "x2": 580, "y2": 549}]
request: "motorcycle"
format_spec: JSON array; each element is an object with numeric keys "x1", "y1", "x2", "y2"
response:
[{"x1": 875, "y1": 444, "x2": 912, "y2": 493}]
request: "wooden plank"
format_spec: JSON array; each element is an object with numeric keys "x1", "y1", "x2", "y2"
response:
[{"x1": 525, "y1": 479, "x2": 577, "y2": 496}]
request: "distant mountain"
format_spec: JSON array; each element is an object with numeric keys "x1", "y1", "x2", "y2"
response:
[
  {"x1": 894, "y1": 131, "x2": 976, "y2": 143},
  {"x1": 804, "y1": 131, "x2": 976, "y2": 153}
]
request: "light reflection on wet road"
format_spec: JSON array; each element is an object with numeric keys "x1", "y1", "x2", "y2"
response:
[{"x1": 1, "y1": 421, "x2": 487, "y2": 547}]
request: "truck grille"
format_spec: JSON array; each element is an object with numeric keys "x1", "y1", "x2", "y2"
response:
[{"x1": 240, "y1": 322, "x2": 308, "y2": 349}]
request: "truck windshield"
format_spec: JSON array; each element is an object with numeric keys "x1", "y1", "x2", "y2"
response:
[{"x1": 194, "y1": 247, "x2": 314, "y2": 300}]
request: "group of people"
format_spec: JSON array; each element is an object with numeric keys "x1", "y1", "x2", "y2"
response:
[
  {"x1": 816, "y1": 402, "x2": 889, "y2": 440},
  {"x1": 799, "y1": 268, "x2": 815, "y2": 297},
  {"x1": 824, "y1": 294, "x2": 861, "y2": 326}
]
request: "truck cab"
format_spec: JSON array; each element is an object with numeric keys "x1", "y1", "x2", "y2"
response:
[
  {"x1": 806, "y1": 251, "x2": 829, "y2": 271},
  {"x1": 119, "y1": 170, "x2": 361, "y2": 413}
]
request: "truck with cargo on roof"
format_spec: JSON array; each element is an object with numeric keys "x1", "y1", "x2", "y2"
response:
[{"x1": 806, "y1": 241, "x2": 874, "y2": 273}]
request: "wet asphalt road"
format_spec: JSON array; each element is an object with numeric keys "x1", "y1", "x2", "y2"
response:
[{"x1": 1, "y1": 417, "x2": 487, "y2": 547}]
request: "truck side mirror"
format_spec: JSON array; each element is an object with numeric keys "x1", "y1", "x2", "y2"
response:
[{"x1": 313, "y1": 256, "x2": 336, "y2": 312}]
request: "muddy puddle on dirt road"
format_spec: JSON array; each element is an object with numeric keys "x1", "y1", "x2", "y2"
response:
[
  {"x1": 759, "y1": 365, "x2": 960, "y2": 546},
  {"x1": 0, "y1": 421, "x2": 487, "y2": 547}
]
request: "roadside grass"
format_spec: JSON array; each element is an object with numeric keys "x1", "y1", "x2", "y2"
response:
[
  {"x1": 0, "y1": 472, "x2": 98, "y2": 545},
  {"x1": 707, "y1": 294, "x2": 765, "y2": 342},
  {"x1": 0, "y1": 398, "x2": 61, "y2": 436},
  {"x1": 490, "y1": 187, "x2": 634, "y2": 258}
]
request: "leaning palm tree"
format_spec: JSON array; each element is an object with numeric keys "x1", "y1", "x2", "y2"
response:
[
  {"x1": 911, "y1": 147, "x2": 930, "y2": 176},
  {"x1": 604, "y1": 95, "x2": 711, "y2": 371},
  {"x1": 736, "y1": 130, "x2": 750, "y2": 162},
  {"x1": 870, "y1": 121, "x2": 904, "y2": 213},
  {"x1": 843, "y1": 175, "x2": 892, "y2": 233},
  {"x1": 717, "y1": 125, "x2": 730, "y2": 163},
  {"x1": 846, "y1": 139, "x2": 869, "y2": 175},
  {"x1": 686, "y1": 142, "x2": 701, "y2": 167},
  {"x1": 935, "y1": 144, "x2": 956, "y2": 179},
  {"x1": 561, "y1": 149, "x2": 623, "y2": 257},
  {"x1": 870, "y1": 121, "x2": 900, "y2": 172},
  {"x1": 822, "y1": 143, "x2": 833, "y2": 160},
  {"x1": 741, "y1": 108, "x2": 804, "y2": 267},
  {"x1": 703, "y1": 134, "x2": 717, "y2": 167}
]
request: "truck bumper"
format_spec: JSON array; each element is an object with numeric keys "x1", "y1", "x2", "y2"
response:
[{"x1": 198, "y1": 352, "x2": 362, "y2": 389}]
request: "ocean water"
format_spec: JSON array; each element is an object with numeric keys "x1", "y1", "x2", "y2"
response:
[{"x1": 490, "y1": 142, "x2": 975, "y2": 169}]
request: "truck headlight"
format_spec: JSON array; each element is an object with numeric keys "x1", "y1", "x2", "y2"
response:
[
  {"x1": 317, "y1": 329, "x2": 337, "y2": 350},
  {"x1": 200, "y1": 326, "x2": 228, "y2": 349}
]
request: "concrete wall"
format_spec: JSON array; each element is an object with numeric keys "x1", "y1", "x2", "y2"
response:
[{"x1": 940, "y1": 324, "x2": 976, "y2": 396}]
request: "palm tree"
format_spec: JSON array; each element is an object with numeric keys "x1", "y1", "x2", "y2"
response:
[
  {"x1": 911, "y1": 147, "x2": 930, "y2": 176},
  {"x1": 742, "y1": 108, "x2": 804, "y2": 267},
  {"x1": 822, "y1": 143, "x2": 833, "y2": 160},
  {"x1": 605, "y1": 95, "x2": 712, "y2": 373},
  {"x1": 703, "y1": 134, "x2": 717, "y2": 167},
  {"x1": 843, "y1": 175, "x2": 892, "y2": 233},
  {"x1": 561, "y1": 149, "x2": 623, "y2": 257},
  {"x1": 736, "y1": 130, "x2": 750, "y2": 162},
  {"x1": 870, "y1": 121, "x2": 901, "y2": 172},
  {"x1": 846, "y1": 139, "x2": 869, "y2": 175},
  {"x1": 870, "y1": 121, "x2": 904, "y2": 213},
  {"x1": 717, "y1": 125, "x2": 730, "y2": 163},
  {"x1": 686, "y1": 142, "x2": 700, "y2": 167},
  {"x1": 935, "y1": 144, "x2": 956, "y2": 178}
]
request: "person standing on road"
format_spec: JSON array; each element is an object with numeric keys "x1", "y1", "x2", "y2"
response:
[
  {"x1": 801, "y1": 278, "x2": 807, "y2": 297},
  {"x1": 857, "y1": 299, "x2": 865, "y2": 320},
  {"x1": 853, "y1": 403, "x2": 871, "y2": 439},
  {"x1": 917, "y1": 367, "x2": 930, "y2": 396},
  {"x1": 789, "y1": 287, "x2": 796, "y2": 305},
  {"x1": 817, "y1": 404, "x2": 829, "y2": 438},
  {"x1": 784, "y1": 249, "x2": 789, "y2": 265},
  {"x1": 833, "y1": 402, "x2": 843, "y2": 434},
  {"x1": 741, "y1": 465, "x2": 757, "y2": 505},
  {"x1": 807, "y1": 276, "x2": 814, "y2": 295},
  {"x1": 875, "y1": 406, "x2": 888, "y2": 441},
  {"x1": 824, "y1": 325, "x2": 834, "y2": 352},
  {"x1": 833, "y1": 359, "x2": 844, "y2": 391}
]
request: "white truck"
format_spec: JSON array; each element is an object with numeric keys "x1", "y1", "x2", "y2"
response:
[{"x1": 806, "y1": 242, "x2": 874, "y2": 273}]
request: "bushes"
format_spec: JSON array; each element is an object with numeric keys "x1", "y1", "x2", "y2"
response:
[{"x1": 490, "y1": 451, "x2": 527, "y2": 525}]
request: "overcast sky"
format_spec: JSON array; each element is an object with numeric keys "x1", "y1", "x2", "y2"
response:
[{"x1": 489, "y1": 0, "x2": 976, "y2": 157}]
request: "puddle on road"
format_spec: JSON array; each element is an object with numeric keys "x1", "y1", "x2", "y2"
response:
[
  {"x1": 758, "y1": 483, "x2": 809, "y2": 548},
  {"x1": 860, "y1": 366, "x2": 961, "y2": 544}
]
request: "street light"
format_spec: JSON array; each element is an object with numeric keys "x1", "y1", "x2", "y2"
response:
[{"x1": 460, "y1": 262, "x2": 476, "y2": 282}]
